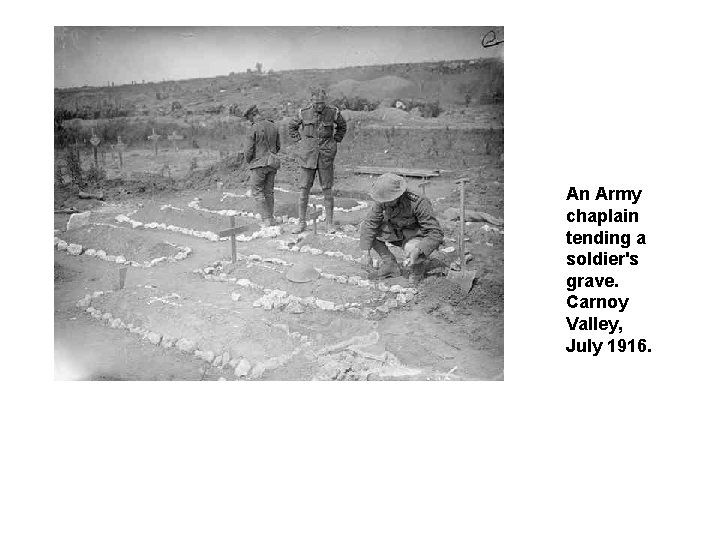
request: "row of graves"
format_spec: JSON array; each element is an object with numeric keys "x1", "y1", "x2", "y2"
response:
[
  {"x1": 55, "y1": 186, "x2": 482, "y2": 381},
  {"x1": 85, "y1": 128, "x2": 185, "y2": 170}
]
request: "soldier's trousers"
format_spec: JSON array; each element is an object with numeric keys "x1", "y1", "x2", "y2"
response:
[
  {"x1": 298, "y1": 166, "x2": 334, "y2": 217},
  {"x1": 249, "y1": 166, "x2": 276, "y2": 219}
]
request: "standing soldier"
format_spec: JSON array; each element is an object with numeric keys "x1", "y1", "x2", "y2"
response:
[
  {"x1": 359, "y1": 173, "x2": 444, "y2": 284},
  {"x1": 288, "y1": 88, "x2": 347, "y2": 233},
  {"x1": 244, "y1": 105, "x2": 281, "y2": 227}
]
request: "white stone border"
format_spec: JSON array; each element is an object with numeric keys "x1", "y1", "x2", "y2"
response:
[
  {"x1": 270, "y1": 238, "x2": 362, "y2": 263},
  {"x1": 196, "y1": 258, "x2": 417, "y2": 316},
  {"x1": 188, "y1": 197, "x2": 263, "y2": 220},
  {"x1": 75, "y1": 289, "x2": 304, "y2": 379},
  {"x1": 309, "y1": 195, "x2": 369, "y2": 214},
  {"x1": 115, "y1": 208, "x2": 285, "y2": 243},
  {"x1": 55, "y1": 232, "x2": 192, "y2": 267}
]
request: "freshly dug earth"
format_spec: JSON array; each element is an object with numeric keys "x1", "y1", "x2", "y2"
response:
[
  {"x1": 129, "y1": 203, "x2": 261, "y2": 235},
  {"x1": 61, "y1": 224, "x2": 183, "y2": 262},
  {"x1": 89, "y1": 285, "x2": 298, "y2": 367},
  {"x1": 220, "y1": 261, "x2": 383, "y2": 306},
  {"x1": 55, "y1": 145, "x2": 503, "y2": 380},
  {"x1": 416, "y1": 275, "x2": 504, "y2": 358},
  {"x1": 54, "y1": 263, "x2": 79, "y2": 283}
]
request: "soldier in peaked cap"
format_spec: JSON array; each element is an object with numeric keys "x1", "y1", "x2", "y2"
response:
[
  {"x1": 288, "y1": 88, "x2": 347, "y2": 233},
  {"x1": 359, "y1": 173, "x2": 444, "y2": 284},
  {"x1": 243, "y1": 105, "x2": 281, "y2": 226}
]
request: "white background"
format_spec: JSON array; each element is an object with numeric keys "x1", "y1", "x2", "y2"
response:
[{"x1": 2, "y1": 3, "x2": 719, "y2": 539}]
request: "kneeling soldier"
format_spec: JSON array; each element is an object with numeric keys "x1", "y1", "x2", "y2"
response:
[{"x1": 359, "y1": 173, "x2": 443, "y2": 284}]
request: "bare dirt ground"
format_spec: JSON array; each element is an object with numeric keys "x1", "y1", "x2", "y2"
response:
[
  {"x1": 55, "y1": 104, "x2": 503, "y2": 381},
  {"x1": 55, "y1": 156, "x2": 503, "y2": 381}
]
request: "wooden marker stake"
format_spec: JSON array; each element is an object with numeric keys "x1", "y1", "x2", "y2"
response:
[
  {"x1": 90, "y1": 130, "x2": 101, "y2": 168},
  {"x1": 116, "y1": 266, "x2": 128, "y2": 290},
  {"x1": 218, "y1": 216, "x2": 252, "y2": 264},
  {"x1": 307, "y1": 204, "x2": 322, "y2": 235},
  {"x1": 168, "y1": 131, "x2": 183, "y2": 153},
  {"x1": 112, "y1": 136, "x2": 126, "y2": 169},
  {"x1": 148, "y1": 128, "x2": 162, "y2": 157}
]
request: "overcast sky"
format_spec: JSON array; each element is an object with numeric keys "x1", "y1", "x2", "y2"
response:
[{"x1": 54, "y1": 26, "x2": 504, "y2": 88}]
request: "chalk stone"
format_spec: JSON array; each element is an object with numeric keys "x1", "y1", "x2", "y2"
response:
[
  {"x1": 66, "y1": 212, "x2": 91, "y2": 231},
  {"x1": 234, "y1": 358, "x2": 251, "y2": 377},
  {"x1": 176, "y1": 338, "x2": 196, "y2": 353},
  {"x1": 195, "y1": 350, "x2": 215, "y2": 363}
]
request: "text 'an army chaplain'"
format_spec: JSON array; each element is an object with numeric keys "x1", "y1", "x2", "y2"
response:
[{"x1": 288, "y1": 88, "x2": 347, "y2": 233}]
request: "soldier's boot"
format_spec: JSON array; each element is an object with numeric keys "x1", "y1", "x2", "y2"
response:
[
  {"x1": 264, "y1": 195, "x2": 276, "y2": 227},
  {"x1": 324, "y1": 197, "x2": 337, "y2": 233},
  {"x1": 290, "y1": 190, "x2": 309, "y2": 234},
  {"x1": 255, "y1": 196, "x2": 272, "y2": 227},
  {"x1": 372, "y1": 240, "x2": 401, "y2": 279}
]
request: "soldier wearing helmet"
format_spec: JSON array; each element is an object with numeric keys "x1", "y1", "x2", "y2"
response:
[
  {"x1": 359, "y1": 173, "x2": 444, "y2": 284},
  {"x1": 288, "y1": 88, "x2": 347, "y2": 233}
]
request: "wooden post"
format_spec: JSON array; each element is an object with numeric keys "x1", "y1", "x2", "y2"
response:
[
  {"x1": 419, "y1": 180, "x2": 431, "y2": 197},
  {"x1": 307, "y1": 204, "x2": 322, "y2": 236},
  {"x1": 112, "y1": 136, "x2": 126, "y2": 169},
  {"x1": 90, "y1": 130, "x2": 101, "y2": 168},
  {"x1": 456, "y1": 178, "x2": 469, "y2": 272},
  {"x1": 168, "y1": 131, "x2": 183, "y2": 152},
  {"x1": 115, "y1": 266, "x2": 128, "y2": 290},
  {"x1": 148, "y1": 128, "x2": 161, "y2": 156},
  {"x1": 218, "y1": 218, "x2": 252, "y2": 264},
  {"x1": 230, "y1": 217, "x2": 237, "y2": 263}
]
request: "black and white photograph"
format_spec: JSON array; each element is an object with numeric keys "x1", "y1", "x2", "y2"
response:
[
  {"x1": 7, "y1": 5, "x2": 720, "y2": 539},
  {"x1": 54, "y1": 26, "x2": 504, "y2": 380}
]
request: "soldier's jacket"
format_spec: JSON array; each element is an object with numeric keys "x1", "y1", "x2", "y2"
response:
[
  {"x1": 244, "y1": 119, "x2": 280, "y2": 169},
  {"x1": 288, "y1": 105, "x2": 347, "y2": 169},
  {"x1": 360, "y1": 192, "x2": 444, "y2": 256}
]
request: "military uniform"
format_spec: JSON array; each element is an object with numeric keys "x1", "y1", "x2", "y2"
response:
[
  {"x1": 360, "y1": 191, "x2": 444, "y2": 279},
  {"x1": 288, "y1": 99, "x2": 347, "y2": 230},
  {"x1": 244, "y1": 117, "x2": 281, "y2": 223}
]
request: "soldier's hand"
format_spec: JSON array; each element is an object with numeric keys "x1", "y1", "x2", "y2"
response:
[{"x1": 407, "y1": 247, "x2": 421, "y2": 266}]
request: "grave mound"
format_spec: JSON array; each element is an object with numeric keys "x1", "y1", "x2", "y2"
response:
[{"x1": 60, "y1": 224, "x2": 186, "y2": 264}]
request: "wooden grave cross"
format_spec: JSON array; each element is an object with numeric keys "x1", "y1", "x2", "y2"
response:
[
  {"x1": 168, "y1": 131, "x2": 183, "y2": 152},
  {"x1": 111, "y1": 136, "x2": 126, "y2": 168},
  {"x1": 148, "y1": 128, "x2": 162, "y2": 156},
  {"x1": 307, "y1": 204, "x2": 322, "y2": 235},
  {"x1": 455, "y1": 178, "x2": 470, "y2": 272},
  {"x1": 218, "y1": 216, "x2": 252, "y2": 264},
  {"x1": 89, "y1": 130, "x2": 102, "y2": 168},
  {"x1": 115, "y1": 266, "x2": 128, "y2": 290},
  {"x1": 418, "y1": 180, "x2": 431, "y2": 197}
]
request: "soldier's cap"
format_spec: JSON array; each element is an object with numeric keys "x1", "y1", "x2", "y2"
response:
[
  {"x1": 243, "y1": 105, "x2": 259, "y2": 119},
  {"x1": 369, "y1": 173, "x2": 408, "y2": 203},
  {"x1": 286, "y1": 263, "x2": 320, "y2": 283},
  {"x1": 311, "y1": 89, "x2": 327, "y2": 102}
]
